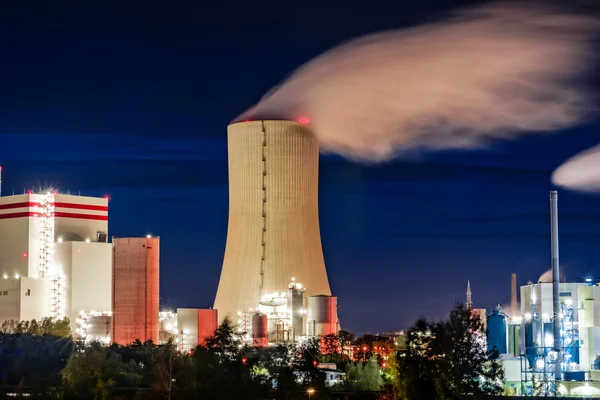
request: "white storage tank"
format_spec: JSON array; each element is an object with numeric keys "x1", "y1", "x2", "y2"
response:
[{"x1": 306, "y1": 295, "x2": 338, "y2": 337}]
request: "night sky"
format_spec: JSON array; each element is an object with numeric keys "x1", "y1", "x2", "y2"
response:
[{"x1": 1, "y1": 1, "x2": 600, "y2": 334}]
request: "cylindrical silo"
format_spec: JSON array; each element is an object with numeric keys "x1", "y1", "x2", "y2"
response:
[
  {"x1": 306, "y1": 295, "x2": 338, "y2": 337},
  {"x1": 287, "y1": 282, "x2": 305, "y2": 337},
  {"x1": 487, "y1": 309, "x2": 507, "y2": 354},
  {"x1": 214, "y1": 120, "x2": 332, "y2": 322},
  {"x1": 251, "y1": 313, "x2": 268, "y2": 347}
]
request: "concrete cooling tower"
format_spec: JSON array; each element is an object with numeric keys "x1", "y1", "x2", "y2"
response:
[{"x1": 214, "y1": 120, "x2": 332, "y2": 324}]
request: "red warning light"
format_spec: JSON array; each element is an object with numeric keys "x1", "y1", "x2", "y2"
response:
[
  {"x1": 298, "y1": 117, "x2": 310, "y2": 125},
  {"x1": 27, "y1": 191, "x2": 32, "y2": 195},
  {"x1": 22, "y1": 253, "x2": 27, "y2": 258},
  {"x1": 244, "y1": 120, "x2": 251, "y2": 123},
  {"x1": 382, "y1": 362, "x2": 388, "y2": 368},
  {"x1": 104, "y1": 195, "x2": 110, "y2": 201}
]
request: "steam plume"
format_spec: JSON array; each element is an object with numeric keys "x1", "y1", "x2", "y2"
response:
[
  {"x1": 236, "y1": 3, "x2": 598, "y2": 161},
  {"x1": 552, "y1": 144, "x2": 600, "y2": 192}
]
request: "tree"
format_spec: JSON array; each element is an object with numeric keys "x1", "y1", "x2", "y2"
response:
[
  {"x1": 204, "y1": 317, "x2": 245, "y2": 360},
  {"x1": 395, "y1": 304, "x2": 504, "y2": 400},
  {"x1": 152, "y1": 343, "x2": 178, "y2": 400},
  {"x1": 347, "y1": 357, "x2": 382, "y2": 392}
]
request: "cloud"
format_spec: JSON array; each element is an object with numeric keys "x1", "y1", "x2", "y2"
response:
[
  {"x1": 237, "y1": 2, "x2": 599, "y2": 161},
  {"x1": 553, "y1": 143, "x2": 600, "y2": 193}
]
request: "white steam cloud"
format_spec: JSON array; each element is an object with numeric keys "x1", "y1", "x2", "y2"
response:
[
  {"x1": 552, "y1": 144, "x2": 600, "y2": 193},
  {"x1": 236, "y1": 3, "x2": 598, "y2": 161}
]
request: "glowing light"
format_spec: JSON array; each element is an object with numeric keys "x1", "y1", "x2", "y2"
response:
[
  {"x1": 14, "y1": 273, "x2": 19, "y2": 279},
  {"x1": 544, "y1": 333, "x2": 553, "y2": 347},
  {"x1": 22, "y1": 253, "x2": 27, "y2": 258},
  {"x1": 525, "y1": 313, "x2": 532, "y2": 320},
  {"x1": 3, "y1": 274, "x2": 7, "y2": 279},
  {"x1": 146, "y1": 234, "x2": 152, "y2": 239},
  {"x1": 104, "y1": 195, "x2": 110, "y2": 200},
  {"x1": 85, "y1": 238, "x2": 90, "y2": 243},
  {"x1": 565, "y1": 298, "x2": 573, "y2": 305},
  {"x1": 57, "y1": 237, "x2": 63, "y2": 243},
  {"x1": 297, "y1": 117, "x2": 310, "y2": 124},
  {"x1": 542, "y1": 313, "x2": 549, "y2": 321},
  {"x1": 586, "y1": 278, "x2": 592, "y2": 282}
]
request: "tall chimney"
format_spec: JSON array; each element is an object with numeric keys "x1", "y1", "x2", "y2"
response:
[
  {"x1": 511, "y1": 273, "x2": 518, "y2": 317},
  {"x1": 550, "y1": 190, "x2": 561, "y2": 380}
]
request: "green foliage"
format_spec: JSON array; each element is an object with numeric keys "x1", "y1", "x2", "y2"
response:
[
  {"x1": 395, "y1": 303, "x2": 505, "y2": 400},
  {"x1": 0, "y1": 332, "x2": 74, "y2": 396},
  {"x1": 347, "y1": 357, "x2": 383, "y2": 392},
  {"x1": 0, "y1": 308, "x2": 507, "y2": 400},
  {"x1": 1, "y1": 317, "x2": 71, "y2": 337}
]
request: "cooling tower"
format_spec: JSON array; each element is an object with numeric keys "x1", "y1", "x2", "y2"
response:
[{"x1": 214, "y1": 120, "x2": 332, "y2": 322}]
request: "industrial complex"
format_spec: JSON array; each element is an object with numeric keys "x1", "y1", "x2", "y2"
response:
[
  {"x1": 0, "y1": 119, "x2": 339, "y2": 352},
  {"x1": 7, "y1": 118, "x2": 600, "y2": 397},
  {"x1": 481, "y1": 191, "x2": 600, "y2": 397}
]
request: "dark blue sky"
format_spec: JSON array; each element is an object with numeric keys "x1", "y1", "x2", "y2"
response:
[{"x1": 1, "y1": 1, "x2": 599, "y2": 333}]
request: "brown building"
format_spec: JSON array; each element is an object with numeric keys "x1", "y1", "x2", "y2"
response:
[{"x1": 112, "y1": 237, "x2": 159, "y2": 345}]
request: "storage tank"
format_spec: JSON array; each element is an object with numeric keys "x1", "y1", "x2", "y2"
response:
[
  {"x1": 287, "y1": 280, "x2": 305, "y2": 337},
  {"x1": 252, "y1": 313, "x2": 268, "y2": 347},
  {"x1": 487, "y1": 309, "x2": 507, "y2": 354},
  {"x1": 306, "y1": 295, "x2": 338, "y2": 337}
]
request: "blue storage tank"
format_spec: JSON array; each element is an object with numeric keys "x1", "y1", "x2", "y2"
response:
[{"x1": 487, "y1": 309, "x2": 507, "y2": 354}]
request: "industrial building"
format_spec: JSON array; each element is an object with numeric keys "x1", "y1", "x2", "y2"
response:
[
  {"x1": 112, "y1": 236, "x2": 160, "y2": 345},
  {"x1": 214, "y1": 120, "x2": 339, "y2": 345},
  {"x1": 0, "y1": 192, "x2": 112, "y2": 339},
  {"x1": 0, "y1": 120, "x2": 342, "y2": 349},
  {"x1": 486, "y1": 191, "x2": 600, "y2": 396}
]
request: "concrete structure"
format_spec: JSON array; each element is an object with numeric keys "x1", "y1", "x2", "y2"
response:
[
  {"x1": 0, "y1": 192, "x2": 109, "y2": 325},
  {"x1": 307, "y1": 295, "x2": 338, "y2": 337},
  {"x1": 214, "y1": 120, "x2": 332, "y2": 324},
  {"x1": 112, "y1": 237, "x2": 160, "y2": 345},
  {"x1": 54, "y1": 241, "x2": 112, "y2": 332},
  {"x1": 176, "y1": 308, "x2": 218, "y2": 352}
]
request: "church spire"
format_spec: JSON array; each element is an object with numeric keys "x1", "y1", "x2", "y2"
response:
[{"x1": 466, "y1": 280, "x2": 472, "y2": 309}]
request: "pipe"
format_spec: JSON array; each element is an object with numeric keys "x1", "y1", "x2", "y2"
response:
[
  {"x1": 550, "y1": 190, "x2": 561, "y2": 380},
  {"x1": 511, "y1": 273, "x2": 518, "y2": 317}
]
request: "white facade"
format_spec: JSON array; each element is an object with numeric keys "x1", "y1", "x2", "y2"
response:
[
  {"x1": 0, "y1": 277, "x2": 50, "y2": 324},
  {"x1": 0, "y1": 192, "x2": 110, "y2": 326},
  {"x1": 520, "y1": 282, "x2": 586, "y2": 321},
  {"x1": 177, "y1": 308, "x2": 199, "y2": 352},
  {"x1": 54, "y1": 241, "x2": 112, "y2": 331}
]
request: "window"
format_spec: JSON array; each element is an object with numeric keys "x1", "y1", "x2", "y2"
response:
[
  {"x1": 25, "y1": 289, "x2": 31, "y2": 296},
  {"x1": 2, "y1": 291, "x2": 7, "y2": 296}
]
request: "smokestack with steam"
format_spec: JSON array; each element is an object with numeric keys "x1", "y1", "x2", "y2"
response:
[{"x1": 551, "y1": 191, "x2": 562, "y2": 380}]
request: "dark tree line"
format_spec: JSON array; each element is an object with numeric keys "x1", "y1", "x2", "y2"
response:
[{"x1": 0, "y1": 304, "x2": 503, "y2": 399}]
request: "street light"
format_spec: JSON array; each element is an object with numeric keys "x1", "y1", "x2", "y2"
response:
[{"x1": 307, "y1": 388, "x2": 315, "y2": 399}]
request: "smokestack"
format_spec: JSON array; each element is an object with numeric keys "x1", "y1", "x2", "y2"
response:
[
  {"x1": 511, "y1": 273, "x2": 518, "y2": 317},
  {"x1": 550, "y1": 190, "x2": 561, "y2": 380}
]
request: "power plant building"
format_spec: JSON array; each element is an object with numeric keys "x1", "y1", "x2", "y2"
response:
[
  {"x1": 112, "y1": 237, "x2": 160, "y2": 345},
  {"x1": 0, "y1": 193, "x2": 111, "y2": 333},
  {"x1": 214, "y1": 120, "x2": 337, "y2": 341}
]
